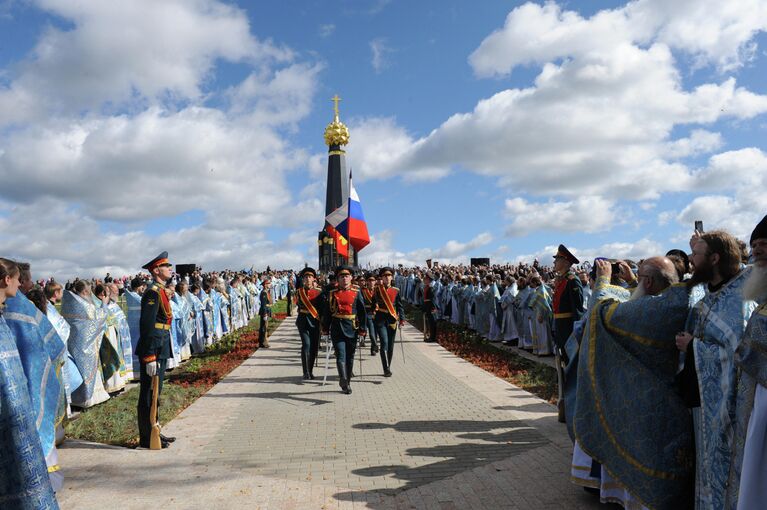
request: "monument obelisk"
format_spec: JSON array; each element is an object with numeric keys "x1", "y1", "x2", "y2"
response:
[{"x1": 318, "y1": 95, "x2": 358, "y2": 271}]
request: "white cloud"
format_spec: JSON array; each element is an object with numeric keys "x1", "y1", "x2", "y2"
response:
[
  {"x1": 468, "y1": 1, "x2": 767, "y2": 77},
  {"x1": 370, "y1": 38, "x2": 392, "y2": 73},
  {"x1": 0, "y1": 199, "x2": 308, "y2": 280},
  {"x1": 344, "y1": 117, "x2": 448, "y2": 182},
  {"x1": 675, "y1": 148, "x2": 767, "y2": 239},
  {"x1": 318, "y1": 24, "x2": 335, "y2": 38},
  {"x1": 358, "y1": 231, "x2": 493, "y2": 267},
  {"x1": 512, "y1": 238, "x2": 665, "y2": 266},
  {"x1": 504, "y1": 196, "x2": 616, "y2": 236},
  {"x1": 0, "y1": 0, "x2": 293, "y2": 125},
  {"x1": 346, "y1": 0, "x2": 767, "y2": 239},
  {"x1": 0, "y1": 0, "x2": 326, "y2": 279}
]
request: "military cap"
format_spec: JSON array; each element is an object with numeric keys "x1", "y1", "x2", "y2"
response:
[
  {"x1": 335, "y1": 265, "x2": 353, "y2": 277},
  {"x1": 751, "y1": 214, "x2": 767, "y2": 245},
  {"x1": 300, "y1": 266, "x2": 317, "y2": 278},
  {"x1": 142, "y1": 251, "x2": 171, "y2": 271},
  {"x1": 665, "y1": 249, "x2": 689, "y2": 269},
  {"x1": 365, "y1": 271, "x2": 377, "y2": 280},
  {"x1": 553, "y1": 244, "x2": 579, "y2": 265},
  {"x1": 379, "y1": 266, "x2": 394, "y2": 277}
]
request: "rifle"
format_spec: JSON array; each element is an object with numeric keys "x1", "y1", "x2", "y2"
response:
[{"x1": 149, "y1": 375, "x2": 162, "y2": 450}]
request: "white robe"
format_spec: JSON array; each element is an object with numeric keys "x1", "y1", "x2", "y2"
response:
[{"x1": 738, "y1": 384, "x2": 767, "y2": 509}]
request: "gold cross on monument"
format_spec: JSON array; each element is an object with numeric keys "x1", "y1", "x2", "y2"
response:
[{"x1": 331, "y1": 94, "x2": 341, "y2": 118}]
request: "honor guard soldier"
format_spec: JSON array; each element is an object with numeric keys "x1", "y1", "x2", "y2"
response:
[
  {"x1": 362, "y1": 272, "x2": 380, "y2": 356},
  {"x1": 259, "y1": 277, "x2": 273, "y2": 348},
  {"x1": 136, "y1": 251, "x2": 176, "y2": 449},
  {"x1": 321, "y1": 266, "x2": 366, "y2": 394},
  {"x1": 551, "y1": 244, "x2": 584, "y2": 422},
  {"x1": 374, "y1": 267, "x2": 404, "y2": 377},
  {"x1": 421, "y1": 273, "x2": 437, "y2": 342},
  {"x1": 295, "y1": 267, "x2": 324, "y2": 380}
]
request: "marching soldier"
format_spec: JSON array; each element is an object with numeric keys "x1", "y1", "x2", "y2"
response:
[
  {"x1": 321, "y1": 266, "x2": 366, "y2": 394},
  {"x1": 362, "y1": 272, "x2": 380, "y2": 356},
  {"x1": 551, "y1": 244, "x2": 584, "y2": 422},
  {"x1": 259, "y1": 277, "x2": 273, "y2": 348},
  {"x1": 421, "y1": 273, "x2": 437, "y2": 342},
  {"x1": 295, "y1": 267, "x2": 323, "y2": 380},
  {"x1": 374, "y1": 267, "x2": 404, "y2": 377},
  {"x1": 136, "y1": 251, "x2": 176, "y2": 449}
]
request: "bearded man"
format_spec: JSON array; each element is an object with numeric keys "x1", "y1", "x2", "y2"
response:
[{"x1": 675, "y1": 231, "x2": 757, "y2": 510}]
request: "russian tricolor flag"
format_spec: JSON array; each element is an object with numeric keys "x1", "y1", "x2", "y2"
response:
[{"x1": 326, "y1": 170, "x2": 370, "y2": 252}]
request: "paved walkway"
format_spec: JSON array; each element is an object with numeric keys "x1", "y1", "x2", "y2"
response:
[{"x1": 56, "y1": 320, "x2": 601, "y2": 509}]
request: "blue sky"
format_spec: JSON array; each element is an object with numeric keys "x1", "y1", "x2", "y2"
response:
[{"x1": 0, "y1": 0, "x2": 766, "y2": 278}]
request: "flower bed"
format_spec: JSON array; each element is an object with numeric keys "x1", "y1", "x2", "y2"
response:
[
  {"x1": 405, "y1": 305, "x2": 557, "y2": 403},
  {"x1": 66, "y1": 300, "x2": 287, "y2": 446}
]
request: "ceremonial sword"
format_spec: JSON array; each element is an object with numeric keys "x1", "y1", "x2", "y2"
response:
[{"x1": 321, "y1": 334, "x2": 332, "y2": 386}]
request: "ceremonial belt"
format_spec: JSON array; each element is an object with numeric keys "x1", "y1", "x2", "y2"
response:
[
  {"x1": 553, "y1": 313, "x2": 573, "y2": 319},
  {"x1": 155, "y1": 322, "x2": 171, "y2": 330},
  {"x1": 332, "y1": 314, "x2": 356, "y2": 320},
  {"x1": 298, "y1": 288, "x2": 319, "y2": 319},
  {"x1": 377, "y1": 286, "x2": 398, "y2": 321}
]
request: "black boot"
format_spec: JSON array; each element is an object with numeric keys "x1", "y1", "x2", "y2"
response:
[
  {"x1": 380, "y1": 350, "x2": 392, "y2": 377},
  {"x1": 308, "y1": 352, "x2": 316, "y2": 380},
  {"x1": 338, "y1": 364, "x2": 351, "y2": 394},
  {"x1": 301, "y1": 350, "x2": 310, "y2": 380}
]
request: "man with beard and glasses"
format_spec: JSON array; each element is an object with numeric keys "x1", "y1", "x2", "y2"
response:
[
  {"x1": 675, "y1": 230, "x2": 757, "y2": 510},
  {"x1": 726, "y1": 214, "x2": 767, "y2": 509}
]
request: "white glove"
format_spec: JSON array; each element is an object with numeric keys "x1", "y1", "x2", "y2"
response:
[{"x1": 145, "y1": 361, "x2": 157, "y2": 377}]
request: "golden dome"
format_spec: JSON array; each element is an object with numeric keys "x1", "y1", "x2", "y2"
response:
[{"x1": 324, "y1": 95, "x2": 350, "y2": 147}]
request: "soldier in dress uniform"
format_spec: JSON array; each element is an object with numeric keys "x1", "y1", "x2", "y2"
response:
[
  {"x1": 135, "y1": 251, "x2": 176, "y2": 449},
  {"x1": 373, "y1": 267, "x2": 404, "y2": 377},
  {"x1": 354, "y1": 274, "x2": 367, "y2": 349},
  {"x1": 421, "y1": 272, "x2": 437, "y2": 342},
  {"x1": 551, "y1": 244, "x2": 584, "y2": 422},
  {"x1": 295, "y1": 267, "x2": 324, "y2": 380},
  {"x1": 362, "y1": 272, "x2": 380, "y2": 356},
  {"x1": 259, "y1": 277, "x2": 273, "y2": 348},
  {"x1": 321, "y1": 265, "x2": 366, "y2": 394}
]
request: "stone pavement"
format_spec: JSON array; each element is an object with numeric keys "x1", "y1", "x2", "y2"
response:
[{"x1": 56, "y1": 320, "x2": 602, "y2": 510}]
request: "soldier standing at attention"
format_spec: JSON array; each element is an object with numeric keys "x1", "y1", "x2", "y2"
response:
[
  {"x1": 421, "y1": 272, "x2": 437, "y2": 342},
  {"x1": 295, "y1": 267, "x2": 323, "y2": 380},
  {"x1": 362, "y1": 272, "x2": 380, "y2": 356},
  {"x1": 374, "y1": 267, "x2": 404, "y2": 377},
  {"x1": 321, "y1": 266, "x2": 366, "y2": 394},
  {"x1": 551, "y1": 244, "x2": 584, "y2": 422},
  {"x1": 136, "y1": 251, "x2": 176, "y2": 449},
  {"x1": 259, "y1": 277, "x2": 273, "y2": 348}
]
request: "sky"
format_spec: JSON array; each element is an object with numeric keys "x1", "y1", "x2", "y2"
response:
[{"x1": 1, "y1": 0, "x2": 766, "y2": 280}]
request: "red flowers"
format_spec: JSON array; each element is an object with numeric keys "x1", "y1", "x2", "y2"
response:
[{"x1": 170, "y1": 324, "x2": 279, "y2": 390}]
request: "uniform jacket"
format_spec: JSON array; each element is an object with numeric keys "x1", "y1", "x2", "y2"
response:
[
  {"x1": 552, "y1": 272, "x2": 584, "y2": 348},
  {"x1": 322, "y1": 285, "x2": 367, "y2": 339},
  {"x1": 135, "y1": 281, "x2": 172, "y2": 362},
  {"x1": 259, "y1": 288, "x2": 273, "y2": 318},
  {"x1": 295, "y1": 287, "x2": 324, "y2": 330},
  {"x1": 374, "y1": 284, "x2": 405, "y2": 328}
]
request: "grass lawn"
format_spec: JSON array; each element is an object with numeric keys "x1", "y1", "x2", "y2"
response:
[
  {"x1": 66, "y1": 299, "x2": 287, "y2": 447},
  {"x1": 404, "y1": 304, "x2": 558, "y2": 403}
]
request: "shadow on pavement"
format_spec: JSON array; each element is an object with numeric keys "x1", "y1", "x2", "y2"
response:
[{"x1": 334, "y1": 418, "x2": 548, "y2": 502}]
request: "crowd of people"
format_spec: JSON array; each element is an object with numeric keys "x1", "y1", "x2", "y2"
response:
[
  {"x1": 382, "y1": 218, "x2": 766, "y2": 510},
  {"x1": 0, "y1": 260, "x2": 293, "y2": 508},
  {"x1": 2, "y1": 214, "x2": 766, "y2": 510}
]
